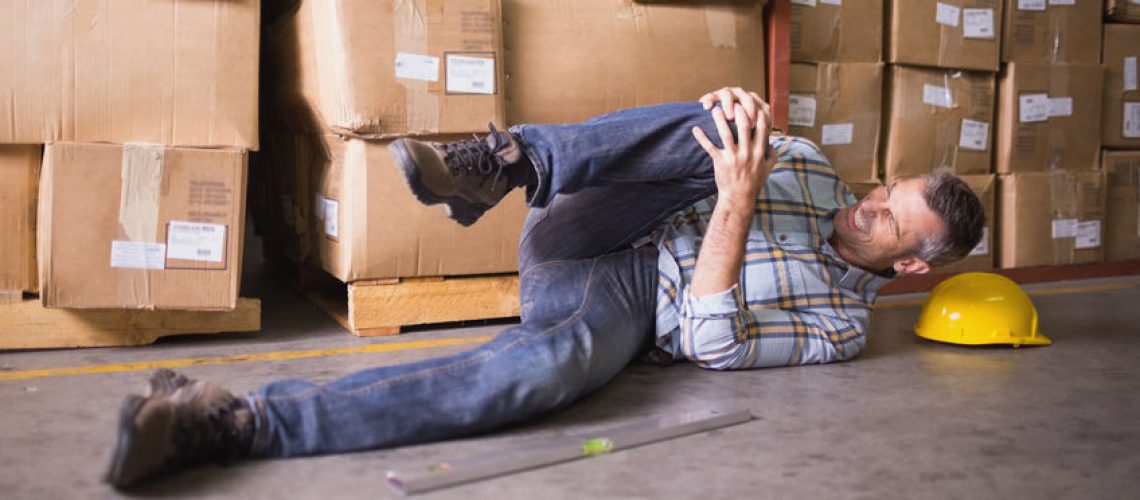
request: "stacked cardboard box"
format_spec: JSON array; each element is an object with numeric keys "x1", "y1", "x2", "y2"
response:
[
  {"x1": 0, "y1": 146, "x2": 40, "y2": 295},
  {"x1": 1, "y1": 0, "x2": 260, "y2": 309},
  {"x1": 1106, "y1": 0, "x2": 1140, "y2": 23},
  {"x1": 788, "y1": 0, "x2": 883, "y2": 184},
  {"x1": 998, "y1": 170, "x2": 1106, "y2": 267},
  {"x1": 1101, "y1": 22, "x2": 1140, "y2": 262},
  {"x1": 261, "y1": 0, "x2": 528, "y2": 282},
  {"x1": 1103, "y1": 151, "x2": 1140, "y2": 262},
  {"x1": 936, "y1": 174, "x2": 997, "y2": 272}
]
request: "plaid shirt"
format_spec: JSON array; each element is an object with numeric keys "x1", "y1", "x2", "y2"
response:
[{"x1": 653, "y1": 135, "x2": 893, "y2": 370}]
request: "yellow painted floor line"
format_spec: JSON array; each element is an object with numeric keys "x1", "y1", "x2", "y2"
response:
[
  {"x1": 875, "y1": 281, "x2": 1136, "y2": 310},
  {"x1": 0, "y1": 335, "x2": 493, "y2": 382}
]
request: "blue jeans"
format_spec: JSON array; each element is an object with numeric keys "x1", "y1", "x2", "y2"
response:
[{"x1": 248, "y1": 103, "x2": 723, "y2": 457}]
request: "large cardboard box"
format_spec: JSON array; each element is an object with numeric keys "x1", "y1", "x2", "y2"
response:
[
  {"x1": 933, "y1": 174, "x2": 995, "y2": 273},
  {"x1": 791, "y1": 0, "x2": 882, "y2": 62},
  {"x1": 882, "y1": 66, "x2": 996, "y2": 180},
  {"x1": 998, "y1": 171, "x2": 1106, "y2": 268},
  {"x1": 996, "y1": 63, "x2": 1103, "y2": 173},
  {"x1": 504, "y1": 0, "x2": 767, "y2": 125},
  {"x1": 1103, "y1": 150, "x2": 1140, "y2": 262},
  {"x1": 1001, "y1": 0, "x2": 1102, "y2": 63},
  {"x1": 887, "y1": 0, "x2": 1003, "y2": 72},
  {"x1": 0, "y1": 0, "x2": 259, "y2": 148},
  {"x1": 266, "y1": 0, "x2": 505, "y2": 138},
  {"x1": 788, "y1": 62, "x2": 883, "y2": 183},
  {"x1": 307, "y1": 135, "x2": 527, "y2": 282},
  {"x1": 1101, "y1": 24, "x2": 1140, "y2": 149},
  {"x1": 1106, "y1": 0, "x2": 1140, "y2": 23},
  {"x1": 39, "y1": 143, "x2": 247, "y2": 310},
  {"x1": 0, "y1": 145, "x2": 40, "y2": 294}
]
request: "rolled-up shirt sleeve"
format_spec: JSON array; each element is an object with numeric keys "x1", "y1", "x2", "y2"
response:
[{"x1": 678, "y1": 284, "x2": 866, "y2": 370}]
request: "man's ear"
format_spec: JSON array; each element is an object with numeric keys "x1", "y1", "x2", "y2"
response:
[{"x1": 892, "y1": 256, "x2": 930, "y2": 275}]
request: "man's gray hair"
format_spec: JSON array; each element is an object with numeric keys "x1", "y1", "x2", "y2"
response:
[{"x1": 915, "y1": 171, "x2": 986, "y2": 267}]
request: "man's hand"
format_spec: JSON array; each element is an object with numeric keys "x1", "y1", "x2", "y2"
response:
[
  {"x1": 698, "y1": 87, "x2": 768, "y2": 126},
  {"x1": 691, "y1": 102, "x2": 772, "y2": 201}
]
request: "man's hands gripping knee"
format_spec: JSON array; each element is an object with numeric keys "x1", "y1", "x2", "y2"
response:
[{"x1": 692, "y1": 87, "x2": 774, "y2": 202}]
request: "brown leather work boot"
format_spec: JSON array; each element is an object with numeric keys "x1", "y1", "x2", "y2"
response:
[
  {"x1": 104, "y1": 369, "x2": 255, "y2": 489},
  {"x1": 388, "y1": 123, "x2": 533, "y2": 226}
]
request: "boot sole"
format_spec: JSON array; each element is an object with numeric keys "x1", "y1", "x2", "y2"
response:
[
  {"x1": 388, "y1": 140, "x2": 484, "y2": 227},
  {"x1": 105, "y1": 395, "x2": 147, "y2": 488}
]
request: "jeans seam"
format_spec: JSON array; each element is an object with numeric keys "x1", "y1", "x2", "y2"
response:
[{"x1": 256, "y1": 257, "x2": 601, "y2": 405}]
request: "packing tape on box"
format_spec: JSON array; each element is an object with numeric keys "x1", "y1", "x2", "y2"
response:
[
  {"x1": 936, "y1": 2, "x2": 965, "y2": 70},
  {"x1": 117, "y1": 143, "x2": 165, "y2": 305},
  {"x1": 790, "y1": 1, "x2": 842, "y2": 60},
  {"x1": 703, "y1": 5, "x2": 738, "y2": 48},
  {"x1": 1044, "y1": 66, "x2": 1073, "y2": 171},
  {"x1": 929, "y1": 71, "x2": 961, "y2": 171},
  {"x1": 393, "y1": 0, "x2": 441, "y2": 134}
]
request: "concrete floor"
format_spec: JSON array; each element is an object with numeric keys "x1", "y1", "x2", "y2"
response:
[{"x1": 1, "y1": 258, "x2": 1138, "y2": 499}]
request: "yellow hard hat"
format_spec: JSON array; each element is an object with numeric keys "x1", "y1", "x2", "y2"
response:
[{"x1": 914, "y1": 272, "x2": 1051, "y2": 347}]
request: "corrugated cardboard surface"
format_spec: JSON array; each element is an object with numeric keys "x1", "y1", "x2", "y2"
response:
[
  {"x1": 0, "y1": 0, "x2": 259, "y2": 149},
  {"x1": 1107, "y1": 0, "x2": 1140, "y2": 23},
  {"x1": 0, "y1": 145, "x2": 41, "y2": 293},
  {"x1": 1103, "y1": 150, "x2": 1140, "y2": 262},
  {"x1": 504, "y1": 0, "x2": 767, "y2": 125},
  {"x1": 883, "y1": 66, "x2": 995, "y2": 180},
  {"x1": 996, "y1": 63, "x2": 1103, "y2": 173},
  {"x1": 888, "y1": 0, "x2": 1003, "y2": 72},
  {"x1": 933, "y1": 174, "x2": 995, "y2": 273},
  {"x1": 1101, "y1": 24, "x2": 1140, "y2": 149},
  {"x1": 1001, "y1": 0, "x2": 1102, "y2": 63},
  {"x1": 307, "y1": 135, "x2": 526, "y2": 282},
  {"x1": 39, "y1": 143, "x2": 247, "y2": 310},
  {"x1": 266, "y1": 0, "x2": 505, "y2": 137},
  {"x1": 998, "y1": 170, "x2": 1106, "y2": 268},
  {"x1": 788, "y1": 62, "x2": 883, "y2": 183},
  {"x1": 791, "y1": 0, "x2": 882, "y2": 63}
]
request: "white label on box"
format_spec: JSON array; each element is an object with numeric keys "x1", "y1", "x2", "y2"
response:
[
  {"x1": 395, "y1": 52, "x2": 440, "y2": 82},
  {"x1": 166, "y1": 221, "x2": 226, "y2": 263},
  {"x1": 1125, "y1": 102, "x2": 1140, "y2": 139},
  {"x1": 790, "y1": 0, "x2": 817, "y2": 6},
  {"x1": 1052, "y1": 218, "x2": 1078, "y2": 239},
  {"x1": 1130, "y1": 0, "x2": 1140, "y2": 5},
  {"x1": 446, "y1": 55, "x2": 495, "y2": 94},
  {"x1": 936, "y1": 2, "x2": 960, "y2": 27},
  {"x1": 821, "y1": 123, "x2": 854, "y2": 145},
  {"x1": 1018, "y1": 0, "x2": 1046, "y2": 10},
  {"x1": 788, "y1": 94, "x2": 817, "y2": 127},
  {"x1": 969, "y1": 227, "x2": 990, "y2": 256},
  {"x1": 820, "y1": 0, "x2": 843, "y2": 5},
  {"x1": 1019, "y1": 93, "x2": 1050, "y2": 123},
  {"x1": 1125, "y1": 57, "x2": 1138, "y2": 92},
  {"x1": 1048, "y1": 97, "x2": 1073, "y2": 117},
  {"x1": 1075, "y1": 220, "x2": 1101, "y2": 249},
  {"x1": 959, "y1": 119, "x2": 990, "y2": 151},
  {"x1": 110, "y1": 241, "x2": 167, "y2": 270},
  {"x1": 1048, "y1": 0, "x2": 1075, "y2": 5},
  {"x1": 923, "y1": 84, "x2": 954, "y2": 108},
  {"x1": 963, "y1": 9, "x2": 995, "y2": 39},
  {"x1": 323, "y1": 198, "x2": 339, "y2": 238}
]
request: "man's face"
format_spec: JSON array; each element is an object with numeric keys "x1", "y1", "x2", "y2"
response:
[{"x1": 830, "y1": 178, "x2": 944, "y2": 275}]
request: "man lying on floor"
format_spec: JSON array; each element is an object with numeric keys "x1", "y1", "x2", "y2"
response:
[{"x1": 105, "y1": 88, "x2": 985, "y2": 488}]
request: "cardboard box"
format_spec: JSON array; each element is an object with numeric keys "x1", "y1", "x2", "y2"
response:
[
  {"x1": 39, "y1": 143, "x2": 247, "y2": 310},
  {"x1": 1106, "y1": 0, "x2": 1140, "y2": 23},
  {"x1": 1001, "y1": 0, "x2": 1102, "y2": 63},
  {"x1": 1103, "y1": 150, "x2": 1140, "y2": 262},
  {"x1": 0, "y1": 145, "x2": 40, "y2": 294},
  {"x1": 265, "y1": 0, "x2": 505, "y2": 137},
  {"x1": 788, "y1": 62, "x2": 883, "y2": 183},
  {"x1": 998, "y1": 171, "x2": 1106, "y2": 268},
  {"x1": 308, "y1": 135, "x2": 527, "y2": 282},
  {"x1": 791, "y1": 0, "x2": 882, "y2": 62},
  {"x1": 1101, "y1": 24, "x2": 1140, "y2": 149},
  {"x1": 933, "y1": 174, "x2": 995, "y2": 273},
  {"x1": 996, "y1": 63, "x2": 1103, "y2": 173},
  {"x1": 249, "y1": 134, "x2": 315, "y2": 268},
  {"x1": 887, "y1": 0, "x2": 1003, "y2": 72},
  {"x1": 882, "y1": 66, "x2": 996, "y2": 180},
  {"x1": 0, "y1": 0, "x2": 259, "y2": 148},
  {"x1": 504, "y1": 0, "x2": 767, "y2": 125}
]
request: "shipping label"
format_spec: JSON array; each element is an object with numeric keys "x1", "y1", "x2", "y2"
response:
[
  {"x1": 936, "y1": 2, "x2": 960, "y2": 27},
  {"x1": 968, "y1": 227, "x2": 989, "y2": 256},
  {"x1": 821, "y1": 123, "x2": 854, "y2": 145},
  {"x1": 1075, "y1": 221, "x2": 1101, "y2": 249},
  {"x1": 1052, "y1": 218, "x2": 1078, "y2": 239},
  {"x1": 110, "y1": 241, "x2": 166, "y2": 270},
  {"x1": 446, "y1": 55, "x2": 495, "y2": 94},
  {"x1": 1125, "y1": 57, "x2": 1138, "y2": 92},
  {"x1": 959, "y1": 119, "x2": 990, "y2": 151},
  {"x1": 788, "y1": 94, "x2": 817, "y2": 128},
  {"x1": 923, "y1": 84, "x2": 954, "y2": 108},
  {"x1": 820, "y1": 0, "x2": 843, "y2": 5},
  {"x1": 1018, "y1": 0, "x2": 1046, "y2": 10},
  {"x1": 395, "y1": 53, "x2": 440, "y2": 82},
  {"x1": 1048, "y1": 97, "x2": 1073, "y2": 117},
  {"x1": 1125, "y1": 102, "x2": 1140, "y2": 139},
  {"x1": 166, "y1": 221, "x2": 226, "y2": 263},
  {"x1": 963, "y1": 9, "x2": 995, "y2": 39},
  {"x1": 1019, "y1": 93, "x2": 1050, "y2": 123},
  {"x1": 322, "y1": 198, "x2": 339, "y2": 238},
  {"x1": 790, "y1": 0, "x2": 817, "y2": 6},
  {"x1": 1048, "y1": 0, "x2": 1075, "y2": 5}
]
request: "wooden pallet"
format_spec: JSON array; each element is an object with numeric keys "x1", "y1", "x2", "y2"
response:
[
  {"x1": 305, "y1": 273, "x2": 520, "y2": 336},
  {"x1": 0, "y1": 297, "x2": 261, "y2": 349}
]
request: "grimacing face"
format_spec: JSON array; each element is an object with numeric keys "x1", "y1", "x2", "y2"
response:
[{"x1": 830, "y1": 178, "x2": 945, "y2": 275}]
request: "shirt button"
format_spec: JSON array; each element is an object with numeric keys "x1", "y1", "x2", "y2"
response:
[{"x1": 779, "y1": 234, "x2": 788, "y2": 242}]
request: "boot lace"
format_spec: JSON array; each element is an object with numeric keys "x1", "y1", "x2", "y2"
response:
[
  {"x1": 171, "y1": 400, "x2": 245, "y2": 465},
  {"x1": 438, "y1": 123, "x2": 511, "y2": 189}
]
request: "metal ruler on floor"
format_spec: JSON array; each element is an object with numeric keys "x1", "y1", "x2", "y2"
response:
[{"x1": 386, "y1": 406, "x2": 754, "y2": 496}]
